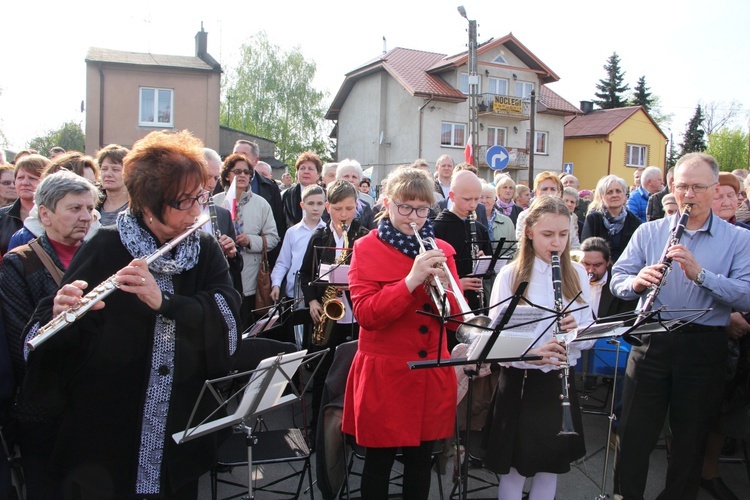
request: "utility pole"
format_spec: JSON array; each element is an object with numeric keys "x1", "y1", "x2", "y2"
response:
[
  {"x1": 458, "y1": 6, "x2": 479, "y2": 166},
  {"x1": 528, "y1": 90, "x2": 536, "y2": 184}
]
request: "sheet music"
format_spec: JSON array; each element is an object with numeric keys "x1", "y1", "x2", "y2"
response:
[
  {"x1": 318, "y1": 263, "x2": 350, "y2": 284},
  {"x1": 472, "y1": 256, "x2": 506, "y2": 275},
  {"x1": 466, "y1": 335, "x2": 534, "y2": 361},
  {"x1": 490, "y1": 305, "x2": 550, "y2": 338},
  {"x1": 243, "y1": 312, "x2": 280, "y2": 339}
]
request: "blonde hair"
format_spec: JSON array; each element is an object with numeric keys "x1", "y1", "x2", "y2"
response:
[
  {"x1": 533, "y1": 171, "x2": 563, "y2": 196},
  {"x1": 512, "y1": 196, "x2": 584, "y2": 303}
]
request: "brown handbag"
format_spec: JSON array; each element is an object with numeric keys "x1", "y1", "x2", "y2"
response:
[{"x1": 254, "y1": 234, "x2": 274, "y2": 312}]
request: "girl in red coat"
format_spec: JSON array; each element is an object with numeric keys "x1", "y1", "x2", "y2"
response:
[{"x1": 343, "y1": 167, "x2": 459, "y2": 499}]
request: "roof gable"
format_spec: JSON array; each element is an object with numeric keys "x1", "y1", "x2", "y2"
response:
[{"x1": 564, "y1": 106, "x2": 666, "y2": 138}]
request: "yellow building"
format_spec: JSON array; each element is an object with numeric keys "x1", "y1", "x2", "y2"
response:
[{"x1": 563, "y1": 105, "x2": 667, "y2": 191}]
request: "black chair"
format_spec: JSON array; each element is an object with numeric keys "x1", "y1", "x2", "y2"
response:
[{"x1": 210, "y1": 337, "x2": 314, "y2": 499}]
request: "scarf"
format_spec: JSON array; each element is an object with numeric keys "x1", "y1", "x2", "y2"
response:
[
  {"x1": 117, "y1": 211, "x2": 200, "y2": 275},
  {"x1": 495, "y1": 198, "x2": 515, "y2": 217},
  {"x1": 377, "y1": 217, "x2": 435, "y2": 258},
  {"x1": 234, "y1": 190, "x2": 252, "y2": 236},
  {"x1": 602, "y1": 207, "x2": 627, "y2": 236}
]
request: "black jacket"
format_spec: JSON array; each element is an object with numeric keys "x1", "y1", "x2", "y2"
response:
[
  {"x1": 646, "y1": 185, "x2": 670, "y2": 222},
  {"x1": 213, "y1": 204, "x2": 244, "y2": 295},
  {"x1": 437, "y1": 199, "x2": 489, "y2": 229},
  {"x1": 281, "y1": 183, "x2": 304, "y2": 230},
  {"x1": 581, "y1": 210, "x2": 641, "y2": 264},
  {"x1": 0, "y1": 199, "x2": 24, "y2": 255}
]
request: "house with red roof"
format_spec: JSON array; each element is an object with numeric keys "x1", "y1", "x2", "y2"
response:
[
  {"x1": 563, "y1": 104, "x2": 667, "y2": 191},
  {"x1": 326, "y1": 33, "x2": 580, "y2": 184}
]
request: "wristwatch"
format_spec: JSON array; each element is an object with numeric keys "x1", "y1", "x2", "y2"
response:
[{"x1": 694, "y1": 269, "x2": 706, "y2": 286}]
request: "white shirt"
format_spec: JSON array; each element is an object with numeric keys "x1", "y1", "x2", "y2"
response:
[
  {"x1": 589, "y1": 277, "x2": 605, "y2": 320},
  {"x1": 489, "y1": 256, "x2": 594, "y2": 372},
  {"x1": 271, "y1": 218, "x2": 325, "y2": 299}
]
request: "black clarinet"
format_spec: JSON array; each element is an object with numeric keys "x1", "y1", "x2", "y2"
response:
[
  {"x1": 468, "y1": 211, "x2": 484, "y2": 312},
  {"x1": 207, "y1": 196, "x2": 222, "y2": 241},
  {"x1": 627, "y1": 203, "x2": 694, "y2": 346},
  {"x1": 551, "y1": 251, "x2": 578, "y2": 436}
]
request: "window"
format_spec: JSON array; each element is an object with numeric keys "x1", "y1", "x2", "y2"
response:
[
  {"x1": 488, "y1": 77, "x2": 509, "y2": 95},
  {"x1": 139, "y1": 87, "x2": 173, "y2": 127},
  {"x1": 441, "y1": 122, "x2": 466, "y2": 147},
  {"x1": 516, "y1": 81, "x2": 534, "y2": 99},
  {"x1": 487, "y1": 127, "x2": 507, "y2": 147},
  {"x1": 526, "y1": 131, "x2": 549, "y2": 155},
  {"x1": 459, "y1": 73, "x2": 482, "y2": 95},
  {"x1": 492, "y1": 53, "x2": 508, "y2": 64},
  {"x1": 626, "y1": 144, "x2": 648, "y2": 167}
]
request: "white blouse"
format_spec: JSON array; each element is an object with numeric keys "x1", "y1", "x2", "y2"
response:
[{"x1": 489, "y1": 256, "x2": 594, "y2": 372}]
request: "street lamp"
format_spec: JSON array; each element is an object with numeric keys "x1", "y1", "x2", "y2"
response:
[{"x1": 458, "y1": 5, "x2": 479, "y2": 167}]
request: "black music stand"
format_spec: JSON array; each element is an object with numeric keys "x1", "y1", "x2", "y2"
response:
[{"x1": 173, "y1": 349, "x2": 327, "y2": 499}]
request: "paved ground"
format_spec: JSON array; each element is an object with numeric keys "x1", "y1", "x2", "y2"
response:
[{"x1": 200, "y1": 376, "x2": 750, "y2": 499}]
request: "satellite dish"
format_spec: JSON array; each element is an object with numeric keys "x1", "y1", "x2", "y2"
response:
[{"x1": 379, "y1": 131, "x2": 384, "y2": 145}]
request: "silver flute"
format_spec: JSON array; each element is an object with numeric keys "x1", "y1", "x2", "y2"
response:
[{"x1": 27, "y1": 214, "x2": 210, "y2": 351}]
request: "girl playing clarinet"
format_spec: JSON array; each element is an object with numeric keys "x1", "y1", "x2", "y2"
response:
[
  {"x1": 343, "y1": 167, "x2": 459, "y2": 499},
  {"x1": 485, "y1": 195, "x2": 593, "y2": 500}
]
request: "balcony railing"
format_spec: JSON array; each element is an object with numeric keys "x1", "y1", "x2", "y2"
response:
[
  {"x1": 476, "y1": 146, "x2": 529, "y2": 169},
  {"x1": 477, "y1": 93, "x2": 530, "y2": 120}
]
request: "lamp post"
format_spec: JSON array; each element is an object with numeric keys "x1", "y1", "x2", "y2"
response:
[{"x1": 458, "y1": 5, "x2": 479, "y2": 167}]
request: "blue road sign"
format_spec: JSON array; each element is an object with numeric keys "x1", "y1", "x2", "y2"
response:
[
  {"x1": 563, "y1": 163, "x2": 574, "y2": 174},
  {"x1": 486, "y1": 145, "x2": 510, "y2": 170}
]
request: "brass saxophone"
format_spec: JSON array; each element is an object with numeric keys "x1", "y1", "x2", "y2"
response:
[{"x1": 312, "y1": 222, "x2": 349, "y2": 346}]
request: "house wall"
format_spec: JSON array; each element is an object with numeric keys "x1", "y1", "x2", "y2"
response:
[
  {"x1": 608, "y1": 109, "x2": 667, "y2": 184},
  {"x1": 563, "y1": 137, "x2": 613, "y2": 191},
  {"x1": 85, "y1": 63, "x2": 220, "y2": 154}
]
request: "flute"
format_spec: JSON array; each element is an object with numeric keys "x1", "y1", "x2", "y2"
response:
[{"x1": 27, "y1": 214, "x2": 210, "y2": 351}]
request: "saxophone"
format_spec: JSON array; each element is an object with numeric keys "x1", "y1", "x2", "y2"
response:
[{"x1": 312, "y1": 222, "x2": 349, "y2": 346}]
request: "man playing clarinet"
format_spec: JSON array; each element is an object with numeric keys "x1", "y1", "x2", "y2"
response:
[{"x1": 610, "y1": 152, "x2": 750, "y2": 500}]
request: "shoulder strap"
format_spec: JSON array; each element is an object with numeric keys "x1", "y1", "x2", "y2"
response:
[{"x1": 29, "y1": 239, "x2": 65, "y2": 286}]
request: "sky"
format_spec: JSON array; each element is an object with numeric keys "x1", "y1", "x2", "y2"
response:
[{"x1": 2, "y1": 0, "x2": 748, "y2": 151}]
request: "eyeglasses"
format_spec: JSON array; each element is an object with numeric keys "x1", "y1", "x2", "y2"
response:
[
  {"x1": 0, "y1": 181, "x2": 13, "y2": 186},
  {"x1": 673, "y1": 182, "x2": 717, "y2": 194},
  {"x1": 231, "y1": 169, "x2": 252, "y2": 176},
  {"x1": 168, "y1": 190, "x2": 210, "y2": 210},
  {"x1": 394, "y1": 202, "x2": 431, "y2": 218}
]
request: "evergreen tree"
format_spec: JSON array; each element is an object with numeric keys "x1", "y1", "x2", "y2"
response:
[
  {"x1": 631, "y1": 76, "x2": 654, "y2": 111},
  {"x1": 680, "y1": 105, "x2": 707, "y2": 155},
  {"x1": 594, "y1": 52, "x2": 630, "y2": 109},
  {"x1": 666, "y1": 139, "x2": 679, "y2": 169}
]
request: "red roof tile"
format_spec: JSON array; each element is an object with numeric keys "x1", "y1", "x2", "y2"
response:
[
  {"x1": 564, "y1": 106, "x2": 644, "y2": 138},
  {"x1": 539, "y1": 86, "x2": 581, "y2": 115},
  {"x1": 381, "y1": 48, "x2": 465, "y2": 99}
]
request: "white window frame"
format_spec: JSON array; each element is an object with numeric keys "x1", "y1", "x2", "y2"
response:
[
  {"x1": 526, "y1": 130, "x2": 549, "y2": 155},
  {"x1": 487, "y1": 126, "x2": 507, "y2": 147},
  {"x1": 488, "y1": 77, "x2": 509, "y2": 96},
  {"x1": 139, "y1": 87, "x2": 174, "y2": 127},
  {"x1": 626, "y1": 144, "x2": 648, "y2": 167},
  {"x1": 441, "y1": 122, "x2": 467, "y2": 148},
  {"x1": 516, "y1": 81, "x2": 534, "y2": 99},
  {"x1": 492, "y1": 53, "x2": 508, "y2": 64},
  {"x1": 459, "y1": 73, "x2": 482, "y2": 95}
]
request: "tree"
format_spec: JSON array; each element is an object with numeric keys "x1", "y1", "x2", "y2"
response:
[
  {"x1": 630, "y1": 76, "x2": 654, "y2": 111},
  {"x1": 666, "y1": 138, "x2": 679, "y2": 169},
  {"x1": 594, "y1": 52, "x2": 630, "y2": 109},
  {"x1": 701, "y1": 100, "x2": 744, "y2": 136},
  {"x1": 679, "y1": 105, "x2": 707, "y2": 155},
  {"x1": 647, "y1": 95, "x2": 673, "y2": 130},
  {"x1": 221, "y1": 32, "x2": 331, "y2": 166},
  {"x1": 706, "y1": 128, "x2": 749, "y2": 171},
  {"x1": 28, "y1": 121, "x2": 85, "y2": 154}
]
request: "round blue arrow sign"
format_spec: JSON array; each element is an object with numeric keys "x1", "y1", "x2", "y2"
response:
[{"x1": 486, "y1": 145, "x2": 510, "y2": 171}]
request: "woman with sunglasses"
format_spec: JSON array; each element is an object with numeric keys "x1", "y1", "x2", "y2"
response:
[
  {"x1": 214, "y1": 153, "x2": 279, "y2": 330},
  {"x1": 23, "y1": 130, "x2": 242, "y2": 499}
]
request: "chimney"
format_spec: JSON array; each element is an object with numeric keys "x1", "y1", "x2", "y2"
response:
[
  {"x1": 580, "y1": 100, "x2": 594, "y2": 115},
  {"x1": 195, "y1": 24, "x2": 208, "y2": 58}
]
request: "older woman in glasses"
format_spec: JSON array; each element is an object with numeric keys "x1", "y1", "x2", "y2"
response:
[
  {"x1": 24, "y1": 130, "x2": 241, "y2": 499},
  {"x1": 0, "y1": 164, "x2": 17, "y2": 207},
  {"x1": 214, "y1": 153, "x2": 279, "y2": 329}
]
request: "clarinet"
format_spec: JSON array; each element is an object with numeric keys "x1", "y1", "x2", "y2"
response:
[
  {"x1": 27, "y1": 214, "x2": 210, "y2": 351},
  {"x1": 627, "y1": 203, "x2": 694, "y2": 346},
  {"x1": 468, "y1": 211, "x2": 484, "y2": 313},
  {"x1": 551, "y1": 251, "x2": 578, "y2": 436},
  {"x1": 207, "y1": 196, "x2": 222, "y2": 241}
]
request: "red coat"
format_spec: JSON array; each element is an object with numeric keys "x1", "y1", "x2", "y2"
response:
[{"x1": 342, "y1": 230, "x2": 459, "y2": 447}]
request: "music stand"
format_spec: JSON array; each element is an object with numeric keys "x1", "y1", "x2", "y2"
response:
[
  {"x1": 173, "y1": 349, "x2": 327, "y2": 500},
  {"x1": 309, "y1": 245, "x2": 351, "y2": 288}
]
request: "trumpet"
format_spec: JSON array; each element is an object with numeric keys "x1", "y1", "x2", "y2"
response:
[
  {"x1": 551, "y1": 250, "x2": 578, "y2": 437},
  {"x1": 28, "y1": 214, "x2": 210, "y2": 351},
  {"x1": 411, "y1": 223, "x2": 491, "y2": 343},
  {"x1": 411, "y1": 222, "x2": 450, "y2": 317}
]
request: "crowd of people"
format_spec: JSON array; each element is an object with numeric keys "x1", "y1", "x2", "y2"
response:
[{"x1": 0, "y1": 136, "x2": 749, "y2": 500}]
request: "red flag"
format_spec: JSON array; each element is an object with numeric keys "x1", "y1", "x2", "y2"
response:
[{"x1": 464, "y1": 136, "x2": 473, "y2": 165}]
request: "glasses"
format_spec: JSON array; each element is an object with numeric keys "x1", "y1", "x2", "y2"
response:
[
  {"x1": 0, "y1": 181, "x2": 13, "y2": 186},
  {"x1": 231, "y1": 169, "x2": 252, "y2": 176},
  {"x1": 394, "y1": 202, "x2": 431, "y2": 218},
  {"x1": 673, "y1": 182, "x2": 717, "y2": 194},
  {"x1": 168, "y1": 190, "x2": 210, "y2": 210}
]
